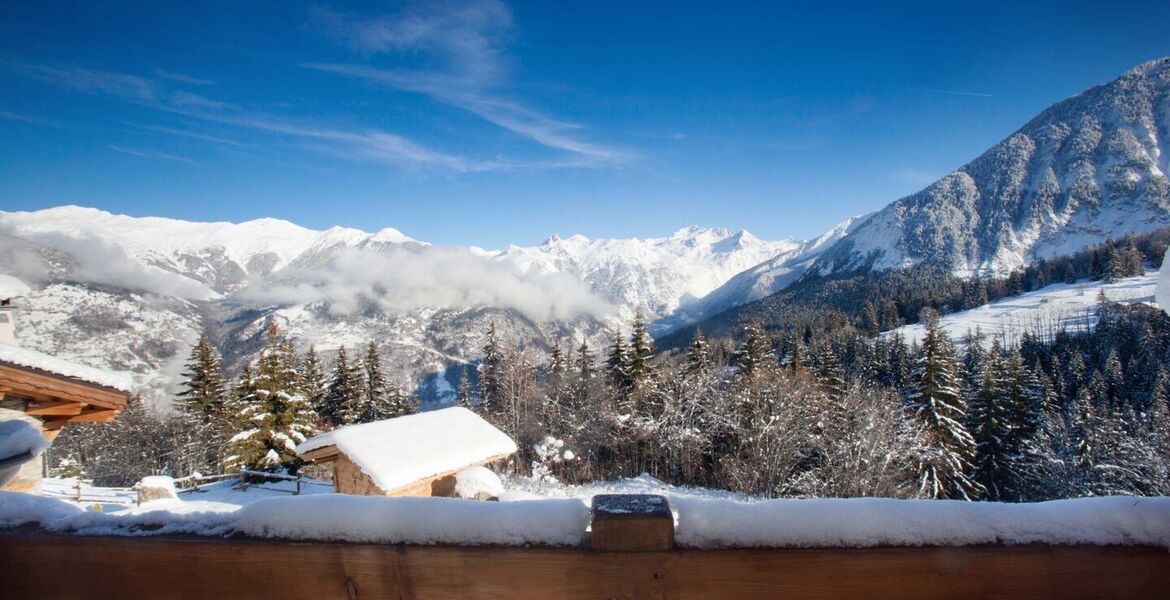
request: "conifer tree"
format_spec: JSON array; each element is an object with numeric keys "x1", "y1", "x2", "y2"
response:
[
  {"x1": 735, "y1": 322, "x2": 773, "y2": 379},
  {"x1": 685, "y1": 327, "x2": 711, "y2": 376},
  {"x1": 177, "y1": 334, "x2": 226, "y2": 423},
  {"x1": 605, "y1": 331, "x2": 631, "y2": 389},
  {"x1": 905, "y1": 309, "x2": 981, "y2": 500},
  {"x1": 357, "y1": 342, "x2": 390, "y2": 422},
  {"x1": 301, "y1": 345, "x2": 327, "y2": 418},
  {"x1": 576, "y1": 339, "x2": 595, "y2": 381},
  {"x1": 322, "y1": 346, "x2": 362, "y2": 427},
  {"x1": 478, "y1": 322, "x2": 504, "y2": 411},
  {"x1": 626, "y1": 314, "x2": 655, "y2": 385},
  {"x1": 457, "y1": 365, "x2": 474, "y2": 408},
  {"x1": 816, "y1": 344, "x2": 846, "y2": 402},
  {"x1": 224, "y1": 328, "x2": 317, "y2": 472},
  {"x1": 548, "y1": 340, "x2": 568, "y2": 376}
]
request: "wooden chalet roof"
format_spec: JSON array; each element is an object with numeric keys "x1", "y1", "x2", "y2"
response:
[{"x1": 0, "y1": 343, "x2": 132, "y2": 440}]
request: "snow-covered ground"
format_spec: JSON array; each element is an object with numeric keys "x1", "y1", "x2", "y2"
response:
[
  {"x1": 888, "y1": 271, "x2": 1157, "y2": 347},
  {"x1": 40, "y1": 475, "x2": 334, "y2": 514}
]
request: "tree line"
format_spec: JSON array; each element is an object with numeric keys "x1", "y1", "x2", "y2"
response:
[{"x1": 48, "y1": 327, "x2": 416, "y2": 486}]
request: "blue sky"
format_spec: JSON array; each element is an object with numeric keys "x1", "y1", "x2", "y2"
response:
[{"x1": 2, "y1": 1, "x2": 1169, "y2": 247}]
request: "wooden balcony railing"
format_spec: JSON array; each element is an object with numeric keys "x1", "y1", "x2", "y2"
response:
[{"x1": 1, "y1": 494, "x2": 1167, "y2": 599}]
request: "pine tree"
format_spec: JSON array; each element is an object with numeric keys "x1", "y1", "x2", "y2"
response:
[
  {"x1": 969, "y1": 340, "x2": 1012, "y2": 499},
  {"x1": 905, "y1": 309, "x2": 981, "y2": 500},
  {"x1": 176, "y1": 334, "x2": 226, "y2": 423},
  {"x1": 357, "y1": 342, "x2": 390, "y2": 422},
  {"x1": 576, "y1": 338, "x2": 595, "y2": 381},
  {"x1": 626, "y1": 314, "x2": 655, "y2": 385},
  {"x1": 685, "y1": 327, "x2": 711, "y2": 376},
  {"x1": 457, "y1": 365, "x2": 474, "y2": 408},
  {"x1": 478, "y1": 322, "x2": 504, "y2": 411},
  {"x1": 605, "y1": 331, "x2": 631, "y2": 390},
  {"x1": 321, "y1": 346, "x2": 362, "y2": 427},
  {"x1": 301, "y1": 345, "x2": 327, "y2": 418},
  {"x1": 548, "y1": 341, "x2": 568, "y2": 376},
  {"x1": 816, "y1": 344, "x2": 845, "y2": 402},
  {"x1": 735, "y1": 322, "x2": 773, "y2": 379},
  {"x1": 223, "y1": 328, "x2": 318, "y2": 472}
]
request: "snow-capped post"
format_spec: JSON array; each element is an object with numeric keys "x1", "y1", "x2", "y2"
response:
[{"x1": 590, "y1": 494, "x2": 674, "y2": 552}]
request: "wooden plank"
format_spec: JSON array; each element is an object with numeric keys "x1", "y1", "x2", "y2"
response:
[
  {"x1": 25, "y1": 399, "x2": 85, "y2": 416},
  {"x1": 65, "y1": 408, "x2": 119, "y2": 423},
  {"x1": 0, "y1": 534, "x2": 1167, "y2": 599},
  {"x1": 299, "y1": 446, "x2": 340, "y2": 463},
  {"x1": 591, "y1": 494, "x2": 674, "y2": 552}
]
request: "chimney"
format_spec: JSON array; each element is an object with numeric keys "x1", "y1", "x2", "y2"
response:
[{"x1": 0, "y1": 275, "x2": 32, "y2": 345}]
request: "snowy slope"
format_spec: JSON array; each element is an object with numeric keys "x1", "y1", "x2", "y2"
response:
[
  {"x1": 812, "y1": 58, "x2": 1170, "y2": 278},
  {"x1": 888, "y1": 271, "x2": 1156, "y2": 347},
  {"x1": 487, "y1": 227, "x2": 802, "y2": 322}
]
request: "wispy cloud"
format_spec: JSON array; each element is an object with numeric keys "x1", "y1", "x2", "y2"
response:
[
  {"x1": 154, "y1": 69, "x2": 215, "y2": 86},
  {"x1": 0, "y1": 111, "x2": 56, "y2": 126},
  {"x1": 108, "y1": 145, "x2": 198, "y2": 165},
  {"x1": 309, "y1": 1, "x2": 633, "y2": 166},
  {"x1": 4, "y1": 59, "x2": 490, "y2": 171},
  {"x1": 881, "y1": 85, "x2": 993, "y2": 98},
  {"x1": 136, "y1": 124, "x2": 251, "y2": 147},
  {"x1": 5, "y1": 60, "x2": 155, "y2": 101}
]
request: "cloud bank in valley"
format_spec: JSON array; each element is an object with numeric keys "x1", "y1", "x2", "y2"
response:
[
  {"x1": 237, "y1": 245, "x2": 614, "y2": 322},
  {"x1": 0, "y1": 229, "x2": 216, "y2": 300}
]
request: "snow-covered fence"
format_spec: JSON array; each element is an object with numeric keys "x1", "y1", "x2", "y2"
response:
[{"x1": 1, "y1": 493, "x2": 1168, "y2": 598}]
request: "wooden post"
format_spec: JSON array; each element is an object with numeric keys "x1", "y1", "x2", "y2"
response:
[{"x1": 590, "y1": 494, "x2": 674, "y2": 552}]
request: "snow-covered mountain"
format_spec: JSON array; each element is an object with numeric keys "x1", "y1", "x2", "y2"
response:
[
  {"x1": 811, "y1": 57, "x2": 1170, "y2": 278},
  {"x1": 0, "y1": 207, "x2": 800, "y2": 406}
]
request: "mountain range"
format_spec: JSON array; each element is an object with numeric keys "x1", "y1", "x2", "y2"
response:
[{"x1": 1, "y1": 57, "x2": 1168, "y2": 406}]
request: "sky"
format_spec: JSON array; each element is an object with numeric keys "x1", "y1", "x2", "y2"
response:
[{"x1": 2, "y1": 1, "x2": 1169, "y2": 248}]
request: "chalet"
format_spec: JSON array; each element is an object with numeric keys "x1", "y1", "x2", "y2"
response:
[
  {"x1": 296, "y1": 407, "x2": 517, "y2": 497},
  {"x1": 0, "y1": 275, "x2": 132, "y2": 492}
]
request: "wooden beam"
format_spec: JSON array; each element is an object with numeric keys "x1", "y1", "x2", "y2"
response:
[
  {"x1": 591, "y1": 494, "x2": 674, "y2": 552},
  {"x1": 0, "y1": 534, "x2": 1167, "y2": 599},
  {"x1": 25, "y1": 400, "x2": 85, "y2": 417},
  {"x1": 41, "y1": 428, "x2": 61, "y2": 442},
  {"x1": 41, "y1": 419, "x2": 67, "y2": 431},
  {"x1": 65, "y1": 408, "x2": 118, "y2": 423},
  {"x1": 299, "y1": 446, "x2": 340, "y2": 463}
]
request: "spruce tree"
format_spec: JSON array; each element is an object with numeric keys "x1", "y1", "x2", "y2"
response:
[
  {"x1": 548, "y1": 341, "x2": 568, "y2": 376},
  {"x1": 816, "y1": 344, "x2": 846, "y2": 402},
  {"x1": 905, "y1": 309, "x2": 981, "y2": 500},
  {"x1": 685, "y1": 327, "x2": 711, "y2": 376},
  {"x1": 301, "y1": 345, "x2": 327, "y2": 418},
  {"x1": 605, "y1": 331, "x2": 631, "y2": 390},
  {"x1": 478, "y1": 322, "x2": 504, "y2": 411},
  {"x1": 224, "y1": 329, "x2": 318, "y2": 472},
  {"x1": 322, "y1": 347, "x2": 362, "y2": 427},
  {"x1": 735, "y1": 322, "x2": 773, "y2": 379},
  {"x1": 177, "y1": 334, "x2": 226, "y2": 423},
  {"x1": 626, "y1": 314, "x2": 655, "y2": 385},
  {"x1": 457, "y1": 365, "x2": 474, "y2": 408},
  {"x1": 358, "y1": 342, "x2": 390, "y2": 422}
]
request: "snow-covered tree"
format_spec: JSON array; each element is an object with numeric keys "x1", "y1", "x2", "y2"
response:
[
  {"x1": 176, "y1": 334, "x2": 226, "y2": 423},
  {"x1": 478, "y1": 322, "x2": 504, "y2": 411},
  {"x1": 321, "y1": 346, "x2": 362, "y2": 427},
  {"x1": 223, "y1": 329, "x2": 318, "y2": 472},
  {"x1": 456, "y1": 365, "x2": 474, "y2": 408},
  {"x1": 904, "y1": 309, "x2": 981, "y2": 500}
]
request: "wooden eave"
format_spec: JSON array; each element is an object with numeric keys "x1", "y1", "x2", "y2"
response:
[
  {"x1": 0, "y1": 360, "x2": 130, "y2": 440},
  {"x1": 299, "y1": 445, "x2": 341, "y2": 463}
]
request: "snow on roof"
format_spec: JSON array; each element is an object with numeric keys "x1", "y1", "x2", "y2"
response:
[
  {"x1": 296, "y1": 407, "x2": 518, "y2": 492},
  {"x1": 0, "y1": 274, "x2": 31, "y2": 300},
  {"x1": 0, "y1": 341, "x2": 134, "y2": 392}
]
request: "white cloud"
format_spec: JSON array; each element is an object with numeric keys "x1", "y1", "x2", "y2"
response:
[
  {"x1": 310, "y1": 0, "x2": 633, "y2": 166},
  {"x1": 237, "y1": 245, "x2": 614, "y2": 321},
  {"x1": 0, "y1": 229, "x2": 215, "y2": 300},
  {"x1": 108, "y1": 145, "x2": 198, "y2": 165}
]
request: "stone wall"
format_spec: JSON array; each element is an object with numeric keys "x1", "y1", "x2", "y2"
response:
[
  {"x1": 332, "y1": 454, "x2": 385, "y2": 496},
  {"x1": 0, "y1": 397, "x2": 44, "y2": 493}
]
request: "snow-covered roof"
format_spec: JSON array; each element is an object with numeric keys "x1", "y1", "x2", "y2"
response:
[
  {"x1": 0, "y1": 341, "x2": 134, "y2": 392},
  {"x1": 296, "y1": 407, "x2": 518, "y2": 492},
  {"x1": 0, "y1": 274, "x2": 31, "y2": 300}
]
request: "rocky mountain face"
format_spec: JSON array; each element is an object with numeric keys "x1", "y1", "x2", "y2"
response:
[{"x1": 811, "y1": 57, "x2": 1170, "y2": 278}]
